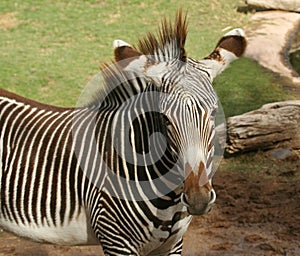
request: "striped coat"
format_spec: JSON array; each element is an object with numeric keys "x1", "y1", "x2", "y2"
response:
[{"x1": 0, "y1": 11, "x2": 246, "y2": 255}]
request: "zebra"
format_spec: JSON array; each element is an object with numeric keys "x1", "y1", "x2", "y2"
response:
[{"x1": 0, "y1": 11, "x2": 246, "y2": 255}]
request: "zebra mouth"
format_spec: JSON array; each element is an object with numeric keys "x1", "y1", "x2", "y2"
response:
[{"x1": 186, "y1": 202, "x2": 215, "y2": 216}]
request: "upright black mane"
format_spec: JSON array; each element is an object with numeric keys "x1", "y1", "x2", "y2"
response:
[
  {"x1": 138, "y1": 10, "x2": 188, "y2": 62},
  {"x1": 79, "y1": 10, "x2": 188, "y2": 107}
]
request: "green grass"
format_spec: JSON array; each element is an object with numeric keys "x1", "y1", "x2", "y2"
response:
[
  {"x1": 214, "y1": 58, "x2": 286, "y2": 117},
  {"x1": 221, "y1": 151, "x2": 300, "y2": 178},
  {"x1": 0, "y1": 0, "x2": 291, "y2": 114}
]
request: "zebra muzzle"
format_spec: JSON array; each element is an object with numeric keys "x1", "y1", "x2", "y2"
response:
[{"x1": 181, "y1": 162, "x2": 216, "y2": 215}]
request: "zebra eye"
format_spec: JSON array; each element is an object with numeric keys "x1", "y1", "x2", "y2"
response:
[
  {"x1": 211, "y1": 108, "x2": 217, "y2": 117},
  {"x1": 210, "y1": 109, "x2": 217, "y2": 126},
  {"x1": 161, "y1": 115, "x2": 172, "y2": 127}
]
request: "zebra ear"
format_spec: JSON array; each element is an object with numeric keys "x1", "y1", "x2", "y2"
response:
[
  {"x1": 114, "y1": 40, "x2": 170, "y2": 85},
  {"x1": 216, "y1": 28, "x2": 247, "y2": 58},
  {"x1": 199, "y1": 28, "x2": 247, "y2": 79},
  {"x1": 113, "y1": 40, "x2": 142, "y2": 62}
]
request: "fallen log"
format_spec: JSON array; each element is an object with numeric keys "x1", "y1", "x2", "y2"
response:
[{"x1": 226, "y1": 100, "x2": 300, "y2": 154}]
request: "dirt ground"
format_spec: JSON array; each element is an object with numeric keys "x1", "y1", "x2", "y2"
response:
[{"x1": 0, "y1": 154, "x2": 299, "y2": 256}]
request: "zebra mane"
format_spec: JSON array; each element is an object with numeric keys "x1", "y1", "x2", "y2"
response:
[
  {"x1": 78, "y1": 64, "x2": 148, "y2": 108},
  {"x1": 137, "y1": 10, "x2": 188, "y2": 62},
  {"x1": 78, "y1": 11, "x2": 188, "y2": 107}
]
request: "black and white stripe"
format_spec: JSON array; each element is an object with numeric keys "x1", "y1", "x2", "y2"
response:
[{"x1": 0, "y1": 11, "x2": 246, "y2": 255}]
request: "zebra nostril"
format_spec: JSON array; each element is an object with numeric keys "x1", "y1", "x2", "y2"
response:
[{"x1": 209, "y1": 189, "x2": 216, "y2": 204}]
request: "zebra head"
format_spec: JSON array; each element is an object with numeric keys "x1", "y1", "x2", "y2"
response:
[{"x1": 113, "y1": 13, "x2": 246, "y2": 215}]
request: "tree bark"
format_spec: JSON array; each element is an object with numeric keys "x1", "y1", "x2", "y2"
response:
[{"x1": 226, "y1": 101, "x2": 300, "y2": 154}]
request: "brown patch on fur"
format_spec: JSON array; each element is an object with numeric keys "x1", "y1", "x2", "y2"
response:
[
  {"x1": 137, "y1": 10, "x2": 188, "y2": 62},
  {"x1": 183, "y1": 162, "x2": 211, "y2": 194},
  {"x1": 204, "y1": 48, "x2": 224, "y2": 63},
  {"x1": 204, "y1": 49, "x2": 224, "y2": 63},
  {"x1": 216, "y1": 35, "x2": 247, "y2": 57},
  {"x1": 114, "y1": 46, "x2": 142, "y2": 62},
  {"x1": 183, "y1": 162, "x2": 212, "y2": 215}
]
